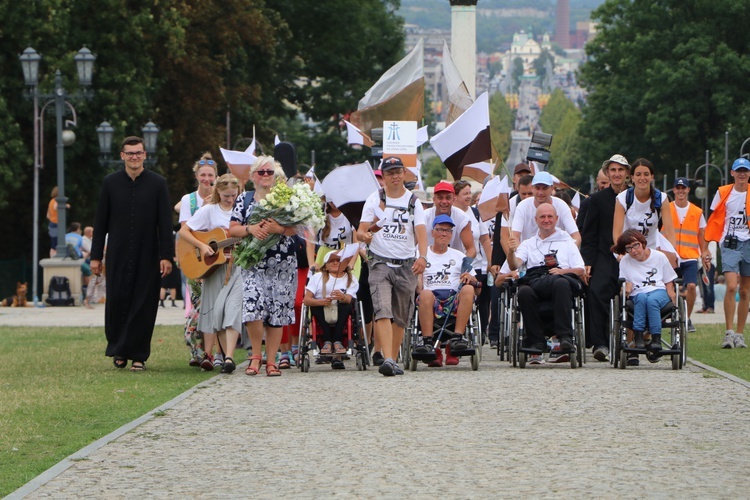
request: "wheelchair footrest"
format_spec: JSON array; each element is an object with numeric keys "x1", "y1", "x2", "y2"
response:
[
  {"x1": 411, "y1": 351, "x2": 437, "y2": 362},
  {"x1": 519, "y1": 346, "x2": 544, "y2": 354},
  {"x1": 450, "y1": 348, "x2": 476, "y2": 357}
]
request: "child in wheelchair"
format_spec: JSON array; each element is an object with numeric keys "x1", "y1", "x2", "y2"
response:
[
  {"x1": 613, "y1": 229, "x2": 677, "y2": 351},
  {"x1": 303, "y1": 251, "x2": 359, "y2": 369}
]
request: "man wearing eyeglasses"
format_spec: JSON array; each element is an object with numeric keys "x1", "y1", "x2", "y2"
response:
[
  {"x1": 413, "y1": 215, "x2": 480, "y2": 368},
  {"x1": 706, "y1": 157, "x2": 750, "y2": 349},
  {"x1": 90, "y1": 136, "x2": 175, "y2": 372}
]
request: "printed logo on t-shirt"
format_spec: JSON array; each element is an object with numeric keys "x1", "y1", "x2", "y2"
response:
[
  {"x1": 425, "y1": 259, "x2": 456, "y2": 287},
  {"x1": 638, "y1": 212, "x2": 655, "y2": 237},
  {"x1": 381, "y1": 208, "x2": 411, "y2": 241},
  {"x1": 729, "y1": 209, "x2": 747, "y2": 234},
  {"x1": 637, "y1": 267, "x2": 657, "y2": 289}
]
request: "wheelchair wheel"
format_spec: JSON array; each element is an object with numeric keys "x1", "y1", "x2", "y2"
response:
[
  {"x1": 510, "y1": 300, "x2": 519, "y2": 367},
  {"x1": 611, "y1": 296, "x2": 623, "y2": 369},
  {"x1": 519, "y1": 351, "x2": 526, "y2": 369},
  {"x1": 471, "y1": 353, "x2": 479, "y2": 371},
  {"x1": 497, "y1": 288, "x2": 507, "y2": 360},
  {"x1": 678, "y1": 296, "x2": 687, "y2": 369},
  {"x1": 356, "y1": 353, "x2": 364, "y2": 371},
  {"x1": 618, "y1": 349, "x2": 627, "y2": 370},
  {"x1": 302, "y1": 354, "x2": 310, "y2": 373},
  {"x1": 470, "y1": 308, "x2": 482, "y2": 363}
]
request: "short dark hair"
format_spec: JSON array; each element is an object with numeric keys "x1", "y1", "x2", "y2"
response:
[
  {"x1": 518, "y1": 174, "x2": 534, "y2": 187},
  {"x1": 611, "y1": 229, "x2": 647, "y2": 255},
  {"x1": 67, "y1": 221, "x2": 81, "y2": 233},
  {"x1": 121, "y1": 136, "x2": 145, "y2": 151}
]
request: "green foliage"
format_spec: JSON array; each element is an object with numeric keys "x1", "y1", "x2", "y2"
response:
[
  {"x1": 533, "y1": 49, "x2": 555, "y2": 81},
  {"x1": 511, "y1": 58, "x2": 524, "y2": 93},
  {"x1": 578, "y1": 0, "x2": 750, "y2": 178},
  {"x1": 421, "y1": 155, "x2": 447, "y2": 187},
  {"x1": 489, "y1": 92, "x2": 515, "y2": 163},
  {"x1": 539, "y1": 89, "x2": 587, "y2": 189}
]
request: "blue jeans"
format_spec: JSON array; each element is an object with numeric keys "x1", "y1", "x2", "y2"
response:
[
  {"x1": 700, "y1": 263, "x2": 715, "y2": 310},
  {"x1": 631, "y1": 289, "x2": 671, "y2": 335}
]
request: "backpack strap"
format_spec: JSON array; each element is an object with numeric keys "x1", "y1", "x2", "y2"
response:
[
  {"x1": 378, "y1": 188, "x2": 417, "y2": 230},
  {"x1": 189, "y1": 192, "x2": 199, "y2": 216}
]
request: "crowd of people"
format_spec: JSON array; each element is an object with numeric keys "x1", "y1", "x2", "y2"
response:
[{"x1": 87, "y1": 136, "x2": 749, "y2": 374}]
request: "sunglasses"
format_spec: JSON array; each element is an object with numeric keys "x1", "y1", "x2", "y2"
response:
[
  {"x1": 198, "y1": 160, "x2": 215, "y2": 166},
  {"x1": 255, "y1": 169, "x2": 275, "y2": 176}
]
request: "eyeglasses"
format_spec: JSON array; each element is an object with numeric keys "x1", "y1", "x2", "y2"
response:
[
  {"x1": 122, "y1": 151, "x2": 145, "y2": 158},
  {"x1": 434, "y1": 227, "x2": 453, "y2": 234},
  {"x1": 625, "y1": 242, "x2": 642, "y2": 253},
  {"x1": 735, "y1": 169, "x2": 750, "y2": 175},
  {"x1": 255, "y1": 170, "x2": 275, "y2": 176},
  {"x1": 198, "y1": 160, "x2": 215, "y2": 165}
]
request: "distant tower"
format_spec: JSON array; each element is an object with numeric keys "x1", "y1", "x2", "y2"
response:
[
  {"x1": 555, "y1": 0, "x2": 570, "y2": 49},
  {"x1": 449, "y1": 0, "x2": 477, "y2": 98}
]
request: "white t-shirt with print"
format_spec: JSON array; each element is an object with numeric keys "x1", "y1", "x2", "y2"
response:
[
  {"x1": 461, "y1": 207, "x2": 489, "y2": 270},
  {"x1": 710, "y1": 188, "x2": 750, "y2": 242},
  {"x1": 619, "y1": 249, "x2": 677, "y2": 296},
  {"x1": 616, "y1": 190, "x2": 669, "y2": 249},
  {"x1": 317, "y1": 212, "x2": 353, "y2": 249},
  {"x1": 361, "y1": 190, "x2": 425, "y2": 260},
  {"x1": 305, "y1": 272, "x2": 359, "y2": 299},
  {"x1": 422, "y1": 247, "x2": 474, "y2": 292}
]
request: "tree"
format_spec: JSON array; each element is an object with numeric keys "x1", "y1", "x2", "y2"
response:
[
  {"x1": 421, "y1": 155, "x2": 446, "y2": 187},
  {"x1": 489, "y1": 92, "x2": 515, "y2": 164},
  {"x1": 533, "y1": 49, "x2": 555, "y2": 81},
  {"x1": 578, "y1": 0, "x2": 750, "y2": 176},
  {"x1": 539, "y1": 89, "x2": 576, "y2": 135},
  {"x1": 539, "y1": 89, "x2": 588, "y2": 190},
  {"x1": 511, "y1": 57, "x2": 524, "y2": 92}
]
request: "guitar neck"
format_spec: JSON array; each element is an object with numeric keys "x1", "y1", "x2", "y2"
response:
[{"x1": 216, "y1": 237, "x2": 243, "y2": 249}]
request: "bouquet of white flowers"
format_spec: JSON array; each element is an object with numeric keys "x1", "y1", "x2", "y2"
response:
[{"x1": 234, "y1": 180, "x2": 325, "y2": 269}]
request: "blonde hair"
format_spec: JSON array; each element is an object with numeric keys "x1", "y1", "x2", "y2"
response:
[
  {"x1": 251, "y1": 155, "x2": 286, "y2": 182},
  {"x1": 210, "y1": 174, "x2": 241, "y2": 204},
  {"x1": 192, "y1": 152, "x2": 218, "y2": 174}
]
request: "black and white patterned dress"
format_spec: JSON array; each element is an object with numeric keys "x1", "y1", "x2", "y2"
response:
[{"x1": 231, "y1": 193, "x2": 297, "y2": 326}]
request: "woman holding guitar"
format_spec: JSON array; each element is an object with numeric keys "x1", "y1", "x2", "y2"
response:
[{"x1": 178, "y1": 174, "x2": 243, "y2": 374}]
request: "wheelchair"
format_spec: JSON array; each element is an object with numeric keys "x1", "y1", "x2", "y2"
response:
[
  {"x1": 494, "y1": 279, "x2": 515, "y2": 361},
  {"x1": 609, "y1": 278, "x2": 687, "y2": 370},
  {"x1": 297, "y1": 300, "x2": 370, "y2": 372},
  {"x1": 509, "y1": 276, "x2": 586, "y2": 369},
  {"x1": 402, "y1": 288, "x2": 482, "y2": 371}
]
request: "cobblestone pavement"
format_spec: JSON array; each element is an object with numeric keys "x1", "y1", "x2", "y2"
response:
[{"x1": 6, "y1": 305, "x2": 750, "y2": 498}]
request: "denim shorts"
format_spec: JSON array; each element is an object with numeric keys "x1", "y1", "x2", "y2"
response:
[{"x1": 720, "y1": 239, "x2": 750, "y2": 276}]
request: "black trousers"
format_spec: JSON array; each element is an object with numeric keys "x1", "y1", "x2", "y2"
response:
[
  {"x1": 585, "y1": 257, "x2": 619, "y2": 350},
  {"x1": 311, "y1": 303, "x2": 352, "y2": 344},
  {"x1": 518, "y1": 274, "x2": 574, "y2": 348},
  {"x1": 474, "y1": 270, "x2": 491, "y2": 339}
]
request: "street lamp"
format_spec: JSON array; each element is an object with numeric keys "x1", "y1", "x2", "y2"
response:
[
  {"x1": 20, "y1": 45, "x2": 95, "y2": 304},
  {"x1": 693, "y1": 150, "x2": 726, "y2": 215},
  {"x1": 97, "y1": 120, "x2": 160, "y2": 169}
]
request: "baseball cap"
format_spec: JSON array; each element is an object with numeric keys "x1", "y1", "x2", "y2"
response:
[
  {"x1": 531, "y1": 171, "x2": 554, "y2": 186},
  {"x1": 732, "y1": 158, "x2": 750, "y2": 171},
  {"x1": 673, "y1": 177, "x2": 690, "y2": 188},
  {"x1": 602, "y1": 154, "x2": 629, "y2": 170},
  {"x1": 373, "y1": 169, "x2": 382, "y2": 177},
  {"x1": 323, "y1": 251, "x2": 341, "y2": 264},
  {"x1": 381, "y1": 156, "x2": 404, "y2": 171},
  {"x1": 433, "y1": 181, "x2": 455, "y2": 194},
  {"x1": 513, "y1": 163, "x2": 531, "y2": 175},
  {"x1": 432, "y1": 214, "x2": 455, "y2": 228}
]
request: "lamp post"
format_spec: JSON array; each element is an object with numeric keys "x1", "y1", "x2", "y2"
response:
[
  {"x1": 97, "y1": 120, "x2": 160, "y2": 169},
  {"x1": 693, "y1": 150, "x2": 725, "y2": 215},
  {"x1": 20, "y1": 46, "x2": 95, "y2": 304}
]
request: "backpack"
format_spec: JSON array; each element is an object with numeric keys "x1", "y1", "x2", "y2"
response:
[
  {"x1": 625, "y1": 187, "x2": 663, "y2": 230},
  {"x1": 46, "y1": 276, "x2": 75, "y2": 306}
]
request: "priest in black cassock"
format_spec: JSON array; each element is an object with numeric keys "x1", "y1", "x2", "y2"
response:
[{"x1": 90, "y1": 136, "x2": 174, "y2": 372}]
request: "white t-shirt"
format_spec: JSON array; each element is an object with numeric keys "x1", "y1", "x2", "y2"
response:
[
  {"x1": 710, "y1": 188, "x2": 750, "y2": 242},
  {"x1": 179, "y1": 191, "x2": 207, "y2": 223},
  {"x1": 619, "y1": 249, "x2": 677, "y2": 296},
  {"x1": 460, "y1": 207, "x2": 489, "y2": 270},
  {"x1": 423, "y1": 206, "x2": 471, "y2": 251},
  {"x1": 422, "y1": 246, "x2": 474, "y2": 292},
  {"x1": 616, "y1": 190, "x2": 669, "y2": 249},
  {"x1": 514, "y1": 228, "x2": 585, "y2": 270},
  {"x1": 511, "y1": 197, "x2": 579, "y2": 242},
  {"x1": 317, "y1": 212, "x2": 353, "y2": 249},
  {"x1": 186, "y1": 203, "x2": 233, "y2": 231},
  {"x1": 305, "y1": 272, "x2": 359, "y2": 299},
  {"x1": 361, "y1": 190, "x2": 425, "y2": 260}
]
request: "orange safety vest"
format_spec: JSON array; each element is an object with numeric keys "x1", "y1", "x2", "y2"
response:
[
  {"x1": 669, "y1": 202, "x2": 702, "y2": 259},
  {"x1": 705, "y1": 184, "x2": 750, "y2": 242}
]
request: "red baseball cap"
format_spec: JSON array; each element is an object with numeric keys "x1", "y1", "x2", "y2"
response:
[{"x1": 433, "y1": 181, "x2": 455, "y2": 194}]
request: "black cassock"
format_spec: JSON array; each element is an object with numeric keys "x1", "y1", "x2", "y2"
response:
[{"x1": 91, "y1": 168, "x2": 174, "y2": 362}]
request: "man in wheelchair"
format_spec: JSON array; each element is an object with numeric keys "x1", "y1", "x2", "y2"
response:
[
  {"x1": 413, "y1": 214, "x2": 481, "y2": 367},
  {"x1": 507, "y1": 203, "x2": 586, "y2": 361}
]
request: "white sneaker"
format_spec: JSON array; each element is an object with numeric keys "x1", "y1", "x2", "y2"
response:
[
  {"x1": 722, "y1": 331, "x2": 735, "y2": 349},
  {"x1": 735, "y1": 334, "x2": 748, "y2": 348}
]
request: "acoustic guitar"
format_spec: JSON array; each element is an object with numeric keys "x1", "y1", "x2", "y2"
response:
[{"x1": 177, "y1": 227, "x2": 243, "y2": 279}]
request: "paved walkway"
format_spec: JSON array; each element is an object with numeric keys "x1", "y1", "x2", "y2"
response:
[{"x1": 6, "y1": 305, "x2": 750, "y2": 498}]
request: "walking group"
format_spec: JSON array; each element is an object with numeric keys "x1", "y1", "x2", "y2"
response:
[{"x1": 89, "y1": 135, "x2": 749, "y2": 375}]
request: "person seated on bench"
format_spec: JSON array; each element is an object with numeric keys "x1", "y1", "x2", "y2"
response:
[
  {"x1": 414, "y1": 214, "x2": 480, "y2": 367},
  {"x1": 507, "y1": 203, "x2": 586, "y2": 359},
  {"x1": 612, "y1": 229, "x2": 677, "y2": 350}
]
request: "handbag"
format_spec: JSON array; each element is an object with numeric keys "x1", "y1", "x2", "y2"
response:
[{"x1": 321, "y1": 277, "x2": 338, "y2": 323}]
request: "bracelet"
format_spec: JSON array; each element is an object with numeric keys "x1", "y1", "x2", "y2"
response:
[
  {"x1": 418, "y1": 256, "x2": 427, "y2": 262},
  {"x1": 246, "y1": 225, "x2": 251, "y2": 235}
]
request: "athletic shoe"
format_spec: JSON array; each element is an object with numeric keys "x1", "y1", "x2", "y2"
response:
[
  {"x1": 528, "y1": 354, "x2": 545, "y2": 365},
  {"x1": 331, "y1": 359, "x2": 346, "y2": 370},
  {"x1": 687, "y1": 319, "x2": 696, "y2": 333},
  {"x1": 646, "y1": 351, "x2": 660, "y2": 364},
  {"x1": 378, "y1": 359, "x2": 396, "y2": 376},
  {"x1": 735, "y1": 334, "x2": 748, "y2": 348},
  {"x1": 189, "y1": 357, "x2": 201, "y2": 367},
  {"x1": 548, "y1": 350, "x2": 569, "y2": 363},
  {"x1": 627, "y1": 354, "x2": 640, "y2": 366},
  {"x1": 593, "y1": 346, "x2": 610, "y2": 362},
  {"x1": 559, "y1": 335, "x2": 575, "y2": 353},
  {"x1": 372, "y1": 351, "x2": 385, "y2": 366},
  {"x1": 722, "y1": 331, "x2": 735, "y2": 349},
  {"x1": 489, "y1": 339, "x2": 499, "y2": 349}
]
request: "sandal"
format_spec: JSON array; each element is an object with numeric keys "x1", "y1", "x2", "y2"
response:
[
  {"x1": 265, "y1": 363, "x2": 282, "y2": 377},
  {"x1": 245, "y1": 355, "x2": 262, "y2": 376},
  {"x1": 130, "y1": 362, "x2": 146, "y2": 372},
  {"x1": 279, "y1": 353, "x2": 291, "y2": 369},
  {"x1": 334, "y1": 341, "x2": 347, "y2": 354},
  {"x1": 221, "y1": 357, "x2": 236, "y2": 374},
  {"x1": 320, "y1": 341, "x2": 333, "y2": 354},
  {"x1": 113, "y1": 356, "x2": 127, "y2": 369}
]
